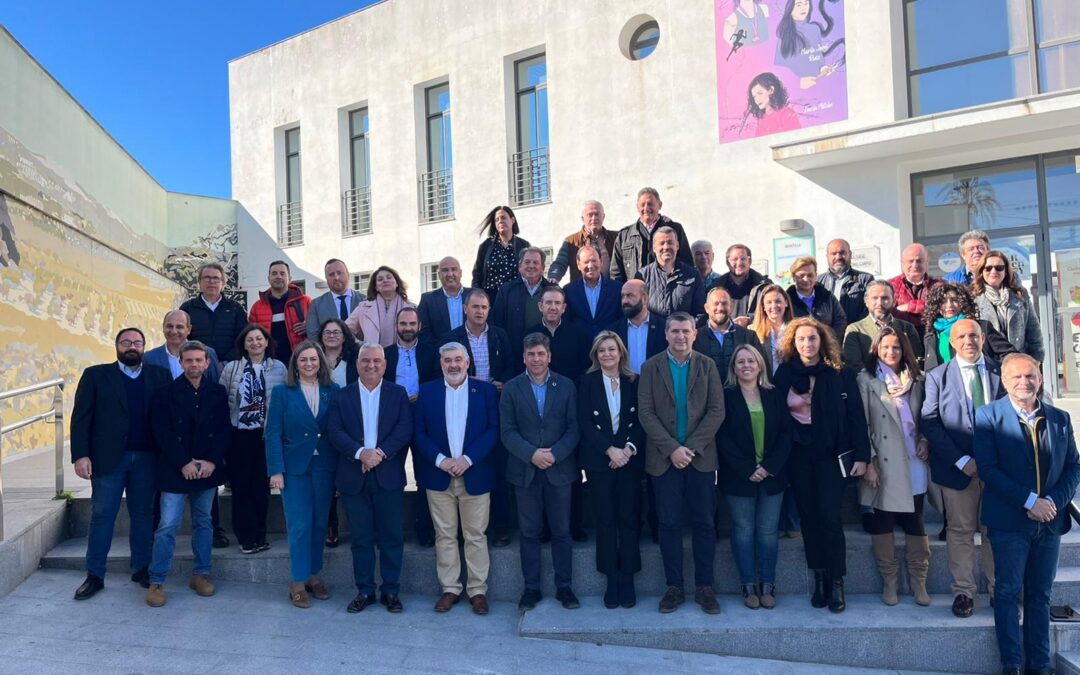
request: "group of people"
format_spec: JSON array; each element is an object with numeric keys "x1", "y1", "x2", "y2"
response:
[{"x1": 69, "y1": 188, "x2": 1076, "y2": 674}]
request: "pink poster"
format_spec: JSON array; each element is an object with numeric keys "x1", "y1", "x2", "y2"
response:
[{"x1": 715, "y1": 0, "x2": 848, "y2": 143}]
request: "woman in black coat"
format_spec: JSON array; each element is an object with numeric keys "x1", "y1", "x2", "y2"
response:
[
  {"x1": 471, "y1": 205, "x2": 530, "y2": 299},
  {"x1": 773, "y1": 317, "x2": 870, "y2": 613},
  {"x1": 718, "y1": 344, "x2": 791, "y2": 610},
  {"x1": 577, "y1": 331, "x2": 645, "y2": 609}
]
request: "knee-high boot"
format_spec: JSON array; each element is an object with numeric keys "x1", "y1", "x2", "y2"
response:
[
  {"x1": 871, "y1": 533, "x2": 898, "y2": 606},
  {"x1": 905, "y1": 534, "x2": 931, "y2": 606}
]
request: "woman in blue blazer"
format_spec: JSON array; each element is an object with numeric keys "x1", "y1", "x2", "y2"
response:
[
  {"x1": 577, "y1": 331, "x2": 645, "y2": 609},
  {"x1": 265, "y1": 340, "x2": 340, "y2": 609}
]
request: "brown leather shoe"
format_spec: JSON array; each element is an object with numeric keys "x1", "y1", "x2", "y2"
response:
[
  {"x1": 658, "y1": 586, "x2": 685, "y2": 613},
  {"x1": 305, "y1": 577, "x2": 330, "y2": 601},
  {"x1": 146, "y1": 584, "x2": 166, "y2": 608},
  {"x1": 189, "y1": 574, "x2": 215, "y2": 597},
  {"x1": 696, "y1": 585, "x2": 721, "y2": 615},
  {"x1": 434, "y1": 592, "x2": 461, "y2": 613},
  {"x1": 289, "y1": 582, "x2": 311, "y2": 609},
  {"x1": 469, "y1": 594, "x2": 490, "y2": 615}
]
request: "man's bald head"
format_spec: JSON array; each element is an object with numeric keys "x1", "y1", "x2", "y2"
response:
[
  {"x1": 902, "y1": 243, "x2": 928, "y2": 283},
  {"x1": 949, "y1": 318, "x2": 984, "y2": 362},
  {"x1": 620, "y1": 279, "x2": 649, "y2": 321}
]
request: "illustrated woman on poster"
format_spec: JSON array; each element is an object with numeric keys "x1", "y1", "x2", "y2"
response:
[
  {"x1": 745, "y1": 72, "x2": 801, "y2": 137},
  {"x1": 722, "y1": 0, "x2": 770, "y2": 49},
  {"x1": 774, "y1": 0, "x2": 845, "y2": 89}
]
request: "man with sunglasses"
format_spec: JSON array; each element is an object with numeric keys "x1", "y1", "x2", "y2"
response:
[{"x1": 71, "y1": 327, "x2": 172, "y2": 600}]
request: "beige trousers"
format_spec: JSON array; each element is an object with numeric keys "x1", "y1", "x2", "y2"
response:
[
  {"x1": 427, "y1": 477, "x2": 491, "y2": 596},
  {"x1": 940, "y1": 478, "x2": 995, "y2": 598}
]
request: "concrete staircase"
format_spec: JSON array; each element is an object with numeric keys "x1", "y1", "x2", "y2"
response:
[{"x1": 42, "y1": 490, "x2": 1080, "y2": 673}]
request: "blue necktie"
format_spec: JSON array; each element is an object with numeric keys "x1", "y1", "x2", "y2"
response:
[{"x1": 338, "y1": 295, "x2": 348, "y2": 320}]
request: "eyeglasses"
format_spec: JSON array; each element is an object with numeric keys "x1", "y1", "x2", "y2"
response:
[
  {"x1": 322, "y1": 330, "x2": 343, "y2": 337},
  {"x1": 118, "y1": 340, "x2": 145, "y2": 348},
  {"x1": 200, "y1": 276, "x2": 224, "y2": 283},
  {"x1": 983, "y1": 264, "x2": 1006, "y2": 273}
]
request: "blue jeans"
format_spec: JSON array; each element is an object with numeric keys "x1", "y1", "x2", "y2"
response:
[
  {"x1": 86, "y1": 451, "x2": 156, "y2": 578},
  {"x1": 725, "y1": 488, "x2": 784, "y2": 585},
  {"x1": 989, "y1": 525, "x2": 1061, "y2": 670},
  {"x1": 149, "y1": 489, "x2": 215, "y2": 584}
]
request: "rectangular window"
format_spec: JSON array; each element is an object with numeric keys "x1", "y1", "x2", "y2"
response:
[
  {"x1": 278, "y1": 126, "x2": 303, "y2": 246},
  {"x1": 421, "y1": 263, "x2": 440, "y2": 292},
  {"x1": 419, "y1": 82, "x2": 454, "y2": 223},
  {"x1": 510, "y1": 53, "x2": 550, "y2": 206},
  {"x1": 905, "y1": 0, "x2": 1080, "y2": 116},
  {"x1": 352, "y1": 271, "x2": 372, "y2": 294},
  {"x1": 343, "y1": 108, "x2": 373, "y2": 236}
]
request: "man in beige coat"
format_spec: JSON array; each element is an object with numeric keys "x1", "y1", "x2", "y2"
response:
[{"x1": 639, "y1": 312, "x2": 725, "y2": 614}]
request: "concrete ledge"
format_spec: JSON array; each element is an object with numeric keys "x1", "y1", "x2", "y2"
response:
[{"x1": 0, "y1": 492, "x2": 67, "y2": 597}]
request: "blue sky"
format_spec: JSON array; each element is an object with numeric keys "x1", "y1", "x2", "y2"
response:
[{"x1": 1, "y1": 1, "x2": 379, "y2": 199}]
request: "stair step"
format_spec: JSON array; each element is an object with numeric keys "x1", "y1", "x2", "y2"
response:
[
  {"x1": 518, "y1": 592, "x2": 1080, "y2": 673},
  {"x1": 44, "y1": 529, "x2": 1062, "y2": 602},
  {"x1": 1058, "y1": 651, "x2": 1080, "y2": 675}
]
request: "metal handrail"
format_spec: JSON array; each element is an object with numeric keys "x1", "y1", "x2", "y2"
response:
[{"x1": 0, "y1": 377, "x2": 65, "y2": 541}]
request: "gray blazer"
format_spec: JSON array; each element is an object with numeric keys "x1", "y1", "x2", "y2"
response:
[
  {"x1": 499, "y1": 371, "x2": 580, "y2": 488},
  {"x1": 306, "y1": 291, "x2": 362, "y2": 338},
  {"x1": 974, "y1": 291, "x2": 1043, "y2": 362}
]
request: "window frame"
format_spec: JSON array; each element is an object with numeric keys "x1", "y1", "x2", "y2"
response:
[
  {"x1": 629, "y1": 20, "x2": 660, "y2": 61},
  {"x1": 285, "y1": 127, "x2": 302, "y2": 204}
]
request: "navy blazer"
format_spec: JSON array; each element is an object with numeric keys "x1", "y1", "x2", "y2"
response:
[
  {"x1": 413, "y1": 379, "x2": 499, "y2": 494},
  {"x1": 718, "y1": 386, "x2": 791, "y2": 497},
  {"x1": 327, "y1": 380, "x2": 414, "y2": 493},
  {"x1": 70, "y1": 363, "x2": 172, "y2": 476},
  {"x1": 609, "y1": 313, "x2": 668, "y2": 365},
  {"x1": 144, "y1": 345, "x2": 221, "y2": 384},
  {"x1": 499, "y1": 371, "x2": 580, "y2": 488},
  {"x1": 976, "y1": 397, "x2": 1080, "y2": 535},
  {"x1": 922, "y1": 357, "x2": 1006, "y2": 491},
  {"x1": 575, "y1": 371, "x2": 645, "y2": 474},
  {"x1": 417, "y1": 287, "x2": 470, "y2": 345},
  {"x1": 440, "y1": 324, "x2": 514, "y2": 384},
  {"x1": 564, "y1": 276, "x2": 624, "y2": 341},
  {"x1": 264, "y1": 382, "x2": 339, "y2": 477}
]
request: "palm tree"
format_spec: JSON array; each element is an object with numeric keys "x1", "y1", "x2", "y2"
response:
[{"x1": 936, "y1": 177, "x2": 1001, "y2": 228}]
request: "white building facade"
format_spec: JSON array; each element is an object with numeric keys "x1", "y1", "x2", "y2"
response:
[{"x1": 229, "y1": 0, "x2": 1080, "y2": 395}]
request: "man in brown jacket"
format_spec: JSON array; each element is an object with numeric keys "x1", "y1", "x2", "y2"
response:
[
  {"x1": 638, "y1": 312, "x2": 725, "y2": 614},
  {"x1": 546, "y1": 200, "x2": 618, "y2": 283}
]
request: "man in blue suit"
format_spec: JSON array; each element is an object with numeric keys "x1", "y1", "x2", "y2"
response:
[
  {"x1": 500, "y1": 332, "x2": 580, "y2": 611},
  {"x1": 564, "y1": 246, "x2": 622, "y2": 341},
  {"x1": 414, "y1": 342, "x2": 499, "y2": 615},
  {"x1": 417, "y1": 256, "x2": 470, "y2": 345},
  {"x1": 922, "y1": 318, "x2": 1005, "y2": 618},
  {"x1": 610, "y1": 280, "x2": 667, "y2": 375},
  {"x1": 327, "y1": 343, "x2": 414, "y2": 614},
  {"x1": 976, "y1": 353, "x2": 1080, "y2": 675},
  {"x1": 143, "y1": 310, "x2": 220, "y2": 383}
]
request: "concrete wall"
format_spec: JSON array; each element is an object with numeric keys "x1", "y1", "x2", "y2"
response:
[{"x1": 229, "y1": 0, "x2": 907, "y2": 294}]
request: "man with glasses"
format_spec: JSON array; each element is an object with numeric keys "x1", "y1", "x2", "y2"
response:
[
  {"x1": 72, "y1": 328, "x2": 172, "y2": 600},
  {"x1": 944, "y1": 230, "x2": 991, "y2": 286}
]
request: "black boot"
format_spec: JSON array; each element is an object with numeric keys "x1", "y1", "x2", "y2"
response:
[
  {"x1": 811, "y1": 570, "x2": 828, "y2": 608},
  {"x1": 618, "y1": 572, "x2": 636, "y2": 608},
  {"x1": 828, "y1": 577, "x2": 846, "y2": 613},
  {"x1": 603, "y1": 575, "x2": 618, "y2": 609}
]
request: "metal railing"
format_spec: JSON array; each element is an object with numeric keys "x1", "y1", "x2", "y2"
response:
[
  {"x1": 509, "y1": 147, "x2": 550, "y2": 207},
  {"x1": 0, "y1": 378, "x2": 65, "y2": 541},
  {"x1": 418, "y1": 168, "x2": 455, "y2": 223},
  {"x1": 277, "y1": 201, "x2": 304, "y2": 247},
  {"x1": 342, "y1": 185, "x2": 373, "y2": 236}
]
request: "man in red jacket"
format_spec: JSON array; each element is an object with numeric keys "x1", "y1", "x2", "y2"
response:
[{"x1": 248, "y1": 260, "x2": 311, "y2": 364}]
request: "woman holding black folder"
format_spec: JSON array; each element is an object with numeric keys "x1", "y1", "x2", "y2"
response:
[{"x1": 773, "y1": 317, "x2": 870, "y2": 613}]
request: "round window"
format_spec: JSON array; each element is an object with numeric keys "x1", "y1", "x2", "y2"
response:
[{"x1": 620, "y1": 15, "x2": 660, "y2": 61}]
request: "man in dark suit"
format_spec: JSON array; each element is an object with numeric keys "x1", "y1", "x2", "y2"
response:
[
  {"x1": 71, "y1": 327, "x2": 171, "y2": 600},
  {"x1": 414, "y1": 343, "x2": 500, "y2": 615},
  {"x1": 146, "y1": 340, "x2": 230, "y2": 607},
  {"x1": 639, "y1": 313, "x2": 726, "y2": 614},
  {"x1": 383, "y1": 306, "x2": 439, "y2": 547},
  {"x1": 328, "y1": 343, "x2": 414, "y2": 614},
  {"x1": 500, "y1": 333, "x2": 581, "y2": 611},
  {"x1": 417, "y1": 256, "x2": 470, "y2": 345},
  {"x1": 922, "y1": 319, "x2": 1006, "y2": 618},
  {"x1": 693, "y1": 287, "x2": 763, "y2": 380},
  {"x1": 611, "y1": 279, "x2": 667, "y2": 375},
  {"x1": 143, "y1": 310, "x2": 220, "y2": 383},
  {"x1": 976, "y1": 353, "x2": 1080, "y2": 675},
  {"x1": 442, "y1": 289, "x2": 514, "y2": 547},
  {"x1": 492, "y1": 247, "x2": 554, "y2": 375},
  {"x1": 307, "y1": 258, "x2": 362, "y2": 337},
  {"x1": 564, "y1": 246, "x2": 622, "y2": 340}
]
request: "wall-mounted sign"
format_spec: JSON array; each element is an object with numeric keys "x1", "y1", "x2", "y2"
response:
[
  {"x1": 772, "y1": 234, "x2": 815, "y2": 286},
  {"x1": 851, "y1": 246, "x2": 881, "y2": 276}
]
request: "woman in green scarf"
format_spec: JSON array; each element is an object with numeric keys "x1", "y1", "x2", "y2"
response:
[{"x1": 921, "y1": 282, "x2": 1013, "y2": 371}]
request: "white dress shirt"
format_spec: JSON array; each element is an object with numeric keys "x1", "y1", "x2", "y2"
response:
[
  {"x1": 953, "y1": 354, "x2": 987, "y2": 471},
  {"x1": 604, "y1": 375, "x2": 621, "y2": 434},
  {"x1": 355, "y1": 380, "x2": 382, "y2": 459},
  {"x1": 436, "y1": 380, "x2": 473, "y2": 467},
  {"x1": 201, "y1": 294, "x2": 221, "y2": 311}
]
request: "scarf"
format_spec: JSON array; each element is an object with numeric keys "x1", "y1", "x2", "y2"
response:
[
  {"x1": 876, "y1": 362, "x2": 918, "y2": 459},
  {"x1": 785, "y1": 357, "x2": 833, "y2": 395},
  {"x1": 778, "y1": 358, "x2": 843, "y2": 451},
  {"x1": 236, "y1": 358, "x2": 267, "y2": 430},
  {"x1": 982, "y1": 285, "x2": 1010, "y2": 327},
  {"x1": 932, "y1": 313, "x2": 965, "y2": 365}
]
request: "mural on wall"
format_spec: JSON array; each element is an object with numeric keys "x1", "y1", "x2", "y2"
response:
[
  {"x1": 0, "y1": 123, "x2": 239, "y2": 458},
  {"x1": 714, "y1": 0, "x2": 848, "y2": 143}
]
